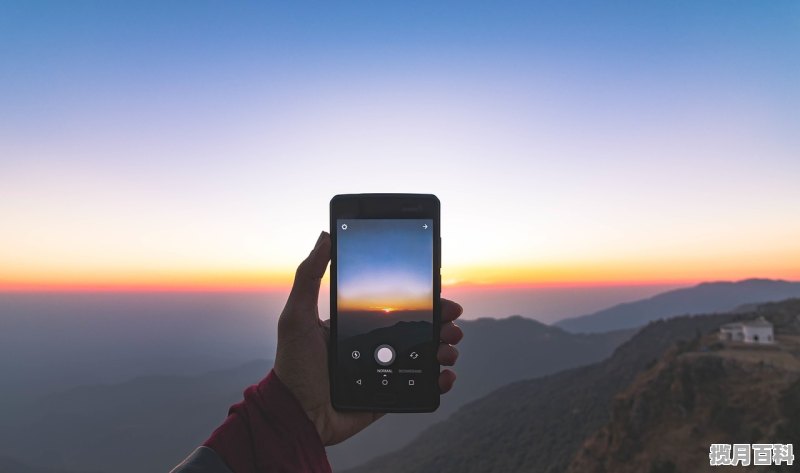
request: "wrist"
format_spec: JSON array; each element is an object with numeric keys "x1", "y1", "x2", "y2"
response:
[
  {"x1": 271, "y1": 367, "x2": 332, "y2": 445},
  {"x1": 262, "y1": 370, "x2": 330, "y2": 445},
  {"x1": 304, "y1": 403, "x2": 333, "y2": 446}
]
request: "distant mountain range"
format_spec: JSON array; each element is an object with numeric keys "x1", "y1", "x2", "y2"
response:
[
  {"x1": 348, "y1": 300, "x2": 800, "y2": 473},
  {"x1": 0, "y1": 317, "x2": 632, "y2": 473},
  {"x1": 556, "y1": 279, "x2": 800, "y2": 333},
  {"x1": 0, "y1": 457, "x2": 102, "y2": 473},
  {"x1": 4, "y1": 282, "x2": 799, "y2": 473},
  {"x1": 338, "y1": 320, "x2": 433, "y2": 365},
  {"x1": 345, "y1": 310, "x2": 752, "y2": 473},
  {"x1": 0, "y1": 360, "x2": 272, "y2": 473},
  {"x1": 327, "y1": 316, "x2": 633, "y2": 469}
]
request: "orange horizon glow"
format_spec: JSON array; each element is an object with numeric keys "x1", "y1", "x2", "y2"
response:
[
  {"x1": 2, "y1": 3, "x2": 799, "y2": 299},
  {"x1": 338, "y1": 297, "x2": 431, "y2": 312},
  {"x1": 3, "y1": 247, "x2": 799, "y2": 293},
  {"x1": 1, "y1": 265, "x2": 798, "y2": 293}
]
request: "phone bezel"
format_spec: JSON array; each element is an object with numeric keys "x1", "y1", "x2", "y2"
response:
[{"x1": 329, "y1": 193, "x2": 441, "y2": 412}]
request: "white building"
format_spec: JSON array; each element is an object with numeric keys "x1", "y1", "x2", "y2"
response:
[
  {"x1": 719, "y1": 322, "x2": 745, "y2": 342},
  {"x1": 718, "y1": 316, "x2": 774, "y2": 344}
]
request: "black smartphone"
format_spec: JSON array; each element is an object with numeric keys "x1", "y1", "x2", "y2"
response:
[{"x1": 330, "y1": 193, "x2": 441, "y2": 412}]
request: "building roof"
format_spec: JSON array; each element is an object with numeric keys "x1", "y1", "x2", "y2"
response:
[
  {"x1": 742, "y1": 316, "x2": 773, "y2": 328},
  {"x1": 720, "y1": 323, "x2": 742, "y2": 330},
  {"x1": 720, "y1": 316, "x2": 773, "y2": 330}
]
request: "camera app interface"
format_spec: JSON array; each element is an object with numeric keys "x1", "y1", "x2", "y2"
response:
[{"x1": 336, "y1": 218, "x2": 435, "y2": 405}]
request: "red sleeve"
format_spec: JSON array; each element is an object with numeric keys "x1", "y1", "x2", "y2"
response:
[{"x1": 203, "y1": 370, "x2": 332, "y2": 473}]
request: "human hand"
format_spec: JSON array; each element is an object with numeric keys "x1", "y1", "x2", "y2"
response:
[{"x1": 273, "y1": 231, "x2": 463, "y2": 446}]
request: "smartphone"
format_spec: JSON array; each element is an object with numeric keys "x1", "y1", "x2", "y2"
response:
[{"x1": 330, "y1": 194, "x2": 441, "y2": 412}]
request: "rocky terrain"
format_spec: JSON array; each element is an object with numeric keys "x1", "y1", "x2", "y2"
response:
[{"x1": 567, "y1": 300, "x2": 800, "y2": 472}]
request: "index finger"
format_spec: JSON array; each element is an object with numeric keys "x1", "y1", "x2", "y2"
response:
[{"x1": 441, "y1": 298, "x2": 463, "y2": 323}]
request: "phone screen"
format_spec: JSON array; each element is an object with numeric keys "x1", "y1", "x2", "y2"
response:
[{"x1": 334, "y1": 218, "x2": 437, "y2": 409}]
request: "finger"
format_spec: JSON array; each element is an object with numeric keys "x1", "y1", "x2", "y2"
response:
[
  {"x1": 281, "y1": 232, "x2": 330, "y2": 328},
  {"x1": 441, "y1": 299, "x2": 463, "y2": 323},
  {"x1": 437, "y1": 343, "x2": 459, "y2": 366},
  {"x1": 439, "y1": 322, "x2": 463, "y2": 345},
  {"x1": 439, "y1": 369, "x2": 456, "y2": 394}
]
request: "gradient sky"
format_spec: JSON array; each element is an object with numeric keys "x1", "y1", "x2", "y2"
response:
[
  {"x1": 1, "y1": 1, "x2": 799, "y2": 290},
  {"x1": 337, "y1": 219, "x2": 433, "y2": 311}
]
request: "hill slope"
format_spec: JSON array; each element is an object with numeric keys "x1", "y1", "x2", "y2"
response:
[
  {"x1": 328, "y1": 316, "x2": 633, "y2": 469},
  {"x1": 0, "y1": 360, "x2": 272, "y2": 473},
  {"x1": 0, "y1": 457, "x2": 104, "y2": 473},
  {"x1": 346, "y1": 309, "x2": 759, "y2": 473},
  {"x1": 0, "y1": 316, "x2": 633, "y2": 473},
  {"x1": 556, "y1": 279, "x2": 800, "y2": 333},
  {"x1": 567, "y1": 299, "x2": 800, "y2": 473}
]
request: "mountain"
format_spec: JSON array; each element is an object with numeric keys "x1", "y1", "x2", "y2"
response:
[
  {"x1": 0, "y1": 316, "x2": 633, "y2": 473},
  {"x1": 339, "y1": 320, "x2": 433, "y2": 366},
  {"x1": 345, "y1": 306, "x2": 763, "y2": 473},
  {"x1": 567, "y1": 299, "x2": 800, "y2": 473},
  {"x1": 0, "y1": 291, "x2": 284, "y2": 414},
  {"x1": 0, "y1": 360, "x2": 272, "y2": 473},
  {"x1": 556, "y1": 279, "x2": 800, "y2": 333},
  {"x1": 0, "y1": 457, "x2": 104, "y2": 473},
  {"x1": 326, "y1": 316, "x2": 634, "y2": 470},
  {"x1": 337, "y1": 310, "x2": 432, "y2": 338}
]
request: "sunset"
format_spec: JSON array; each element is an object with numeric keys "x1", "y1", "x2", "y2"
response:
[
  {"x1": 336, "y1": 218, "x2": 433, "y2": 313},
  {"x1": 2, "y1": 2, "x2": 799, "y2": 293},
  {"x1": 1, "y1": 2, "x2": 799, "y2": 473}
]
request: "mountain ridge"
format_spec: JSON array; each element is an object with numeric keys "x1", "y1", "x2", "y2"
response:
[
  {"x1": 0, "y1": 316, "x2": 633, "y2": 473},
  {"x1": 566, "y1": 298, "x2": 800, "y2": 473},
  {"x1": 345, "y1": 305, "x2": 767, "y2": 473},
  {"x1": 328, "y1": 315, "x2": 634, "y2": 469},
  {"x1": 0, "y1": 456, "x2": 105, "y2": 473},
  {"x1": 556, "y1": 279, "x2": 800, "y2": 333},
  {"x1": 0, "y1": 360, "x2": 273, "y2": 473}
]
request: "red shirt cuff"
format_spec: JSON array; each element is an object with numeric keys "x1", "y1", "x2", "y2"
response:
[{"x1": 203, "y1": 369, "x2": 331, "y2": 473}]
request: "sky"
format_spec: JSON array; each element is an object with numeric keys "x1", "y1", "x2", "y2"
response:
[
  {"x1": 337, "y1": 219, "x2": 433, "y2": 312},
  {"x1": 1, "y1": 1, "x2": 799, "y2": 291}
]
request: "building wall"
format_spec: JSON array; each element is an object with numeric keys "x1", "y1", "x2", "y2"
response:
[
  {"x1": 719, "y1": 327, "x2": 744, "y2": 342},
  {"x1": 742, "y1": 325, "x2": 774, "y2": 344}
]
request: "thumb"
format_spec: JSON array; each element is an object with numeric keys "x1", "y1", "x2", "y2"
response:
[{"x1": 283, "y1": 231, "x2": 331, "y2": 321}]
